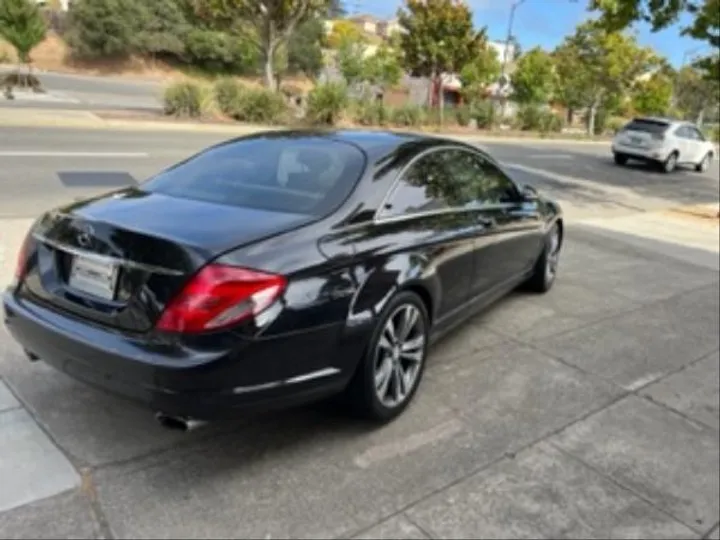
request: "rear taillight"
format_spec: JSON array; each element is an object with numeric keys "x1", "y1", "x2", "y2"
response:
[
  {"x1": 155, "y1": 264, "x2": 287, "y2": 334},
  {"x1": 13, "y1": 234, "x2": 32, "y2": 282}
]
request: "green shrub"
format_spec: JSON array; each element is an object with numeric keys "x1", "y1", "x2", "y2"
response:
[
  {"x1": 183, "y1": 29, "x2": 258, "y2": 74},
  {"x1": 606, "y1": 116, "x2": 629, "y2": 135},
  {"x1": 163, "y1": 81, "x2": 205, "y2": 117},
  {"x1": 391, "y1": 104, "x2": 425, "y2": 127},
  {"x1": 539, "y1": 111, "x2": 564, "y2": 134},
  {"x1": 454, "y1": 105, "x2": 472, "y2": 127},
  {"x1": 231, "y1": 87, "x2": 287, "y2": 124},
  {"x1": 306, "y1": 82, "x2": 348, "y2": 126},
  {"x1": 516, "y1": 105, "x2": 543, "y2": 131},
  {"x1": 353, "y1": 99, "x2": 388, "y2": 126},
  {"x1": 471, "y1": 101, "x2": 495, "y2": 129},
  {"x1": 213, "y1": 77, "x2": 244, "y2": 117}
]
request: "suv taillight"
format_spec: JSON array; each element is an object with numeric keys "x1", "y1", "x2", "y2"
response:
[{"x1": 155, "y1": 264, "x2": 287, "y2": 334}]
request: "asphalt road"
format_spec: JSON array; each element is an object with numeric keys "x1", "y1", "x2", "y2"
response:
[
  {"x1": 1, "y1": 126, "x2": 718, "y2": 219},
  {"x1": 0, "y1": 69, "x2": 163, "y2": 110}
]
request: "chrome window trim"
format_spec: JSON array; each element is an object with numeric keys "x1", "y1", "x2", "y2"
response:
[
  {"x1": 372, "y1": 144, "x2": 521, "y2": 225},
  {"x1": 32, "y1": 232, "x2": 186, "y2": 277}
]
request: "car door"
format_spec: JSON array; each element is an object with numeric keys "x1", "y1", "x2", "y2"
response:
[
  {"x1": 454, "y1": 149, "x2": 545, "y2": 295},
  {"x1": 373, "y1": 149, "x2": 480, "y2": 322},
  {"x1": 674, "y1": 126, "x2": 692, "y2": 163},
  {"x1": 687, "y1": 126, "x2": 710, "y2": 163}
]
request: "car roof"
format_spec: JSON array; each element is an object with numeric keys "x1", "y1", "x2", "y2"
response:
[{"x1": 226, "y1": 129, "x2": 462, "y2": 161}]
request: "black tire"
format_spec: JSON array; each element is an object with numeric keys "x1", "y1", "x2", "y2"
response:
[
  {"x1": 343, "y1": 291, "x2": 430, "y2": 423},
  {"x1": 523, "y1": 223, "x2": 562, "y2": 294},
  {"x1": 614, "y1": 153, "x2": 628, "y2": 165},
  {"x1": 662, "y1": 151, "x2": 679, "y2": 173},
  {"x1": 695, "y1": 152, "x2": 712, "y2": 172}
]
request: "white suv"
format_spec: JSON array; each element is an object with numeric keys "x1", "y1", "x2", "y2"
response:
[{"x1": 611, "y1": 117, "x2": 715, "y2": 173}]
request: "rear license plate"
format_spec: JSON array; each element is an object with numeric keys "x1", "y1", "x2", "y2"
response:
[
  {"x1": 68, "y1": 255, "x2": 118, "y2": 300},
  {"x1": 629, "y1": 136, "x2": 642, "y2": 145}
]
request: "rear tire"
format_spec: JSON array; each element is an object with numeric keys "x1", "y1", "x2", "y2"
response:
[
  {"x1": 695, "y1": 152, "x2": 711, "y2": 172},
  {"x1": 614, "y1": 153, "x2": 628, "y2": 165},
  {"x1": 343, "y1": 291, "x2": 430, "y2": 423},
  {"x1": 523, "y1": 223, "x2": 562, "y2": 294},
  {"x1": 662, "y1": 151, "x2": 678, "y2": 173}
]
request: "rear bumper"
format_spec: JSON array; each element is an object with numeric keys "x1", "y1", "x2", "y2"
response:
[
  {"x1": 612, "y1": 143, "x2": 667, "y2": 161},
  {"x1": 2, "y1": 290, "x2": 349, "y2": 420}
]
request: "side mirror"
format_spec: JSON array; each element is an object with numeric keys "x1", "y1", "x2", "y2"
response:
[{"x1": 520, "y1": 184, "x2": 539, "y2": 201}]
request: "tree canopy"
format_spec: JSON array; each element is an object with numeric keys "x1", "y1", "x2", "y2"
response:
[
  {"x1": 511, "y1": 47, "x2": 556, "y2": 105},
  {"x1": 0, "y1": 0, "x2": 47, "y2": 64}
]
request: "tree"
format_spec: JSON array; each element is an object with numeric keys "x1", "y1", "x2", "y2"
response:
[
  {"x1": 398, "y1": 0, "x2": 483, "y2": 121},
  {"x1": 458, "y1": 42, "x2": 500, "y2": 104},
  {"x1": 632, "y1": 71, "x2": 673, "y2": 116},
  {"x1": 363, "y1": 42, "x2": 403, "y2": 89},
  {"x1": 0, "y1": 0, "x2": 46, "y2": 65},
  {"x1": 135, "y1": 0, "x2": 190, "y2": 60},
  {"x1": 191, "y1": 0, "x2": 332, "y2": 89},
  {"x1": 674, "y1": 65, "x2": 720, "y2": 124},
  {"x1": 553, "y1": 21, "x2": 658, "y2": 135},
  {"x1": 337, "y1": 33, "x2": 367, "y2": 86},
  {"x1": 511, "y1": 47, "x2": 555, "y2": 105},
  {"x1": 327, "y1": 19, "x2": 362, "y2": 49},
  {"x1": 65, "y1": 0, "x2": 147, "y2": 59},
  {"x1": 589, "y1": 0, "x2": 719, "y2": 75},
  {"x1": 287, "y1": 17, "x2": 326, "y2": 78}
]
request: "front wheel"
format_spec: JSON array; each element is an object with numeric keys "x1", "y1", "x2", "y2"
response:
[
  {"x1": 614, "y1": 153, "x2": 628, "y2": 165},
  {"x1": 344, "y1": 291, "x2": 430, "y2": 423},
  {"x1": 523, "y1": 223, "x2": 562, "y2": 294},
  {"x1": 662, "y1": 151, "x2": 678, "y2": 173},
  {"x1": 695, "y1": 153, "x2": 711, "y2": 172}
]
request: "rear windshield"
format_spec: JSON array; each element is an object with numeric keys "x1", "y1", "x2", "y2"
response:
[
  {"x1": 141, "y1": 137, "x2": 366, "y2": 216},
  {"x1": 623, "y1": 119, "x2": 670, "y2": 134}
]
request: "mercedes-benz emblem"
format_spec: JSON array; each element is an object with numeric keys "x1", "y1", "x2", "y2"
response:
[{"x1": 76, "y1": 224, "x2": 94, "y2": 248}]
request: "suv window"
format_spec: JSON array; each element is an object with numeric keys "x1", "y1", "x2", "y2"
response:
[
  {"x1": 142, "y1": 138, "x2": 366, "y2": 216},
  {"x1": 624, "y1": 119, "x2": 670, "y2": 135},
  {"x1": 379, "y1": 148, "x2": 518, "y2": 219},
  {"x1": 689, "y1": 127, "x2": 706, "y2": 141}
]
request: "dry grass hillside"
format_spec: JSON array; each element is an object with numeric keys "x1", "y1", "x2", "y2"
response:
[{"x1": 0, "y1": 33, "x2": 313, "y2": 91}]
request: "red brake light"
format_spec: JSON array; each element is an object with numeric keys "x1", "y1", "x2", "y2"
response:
[
  {"x1": 156, "y1": 264, "x2": 287, "y2": 334},
  {"x1": 13, "y1": 234, "x2": 31, "y2": 282}
]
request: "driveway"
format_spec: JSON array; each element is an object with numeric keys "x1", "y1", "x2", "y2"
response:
[{"x1": 1, "y1": 222, "x2": 718, "y2": 539}]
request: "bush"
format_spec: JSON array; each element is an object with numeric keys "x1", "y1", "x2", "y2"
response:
[
  {"x1": 231, "y1": 87, "x2": 287, "y2": 124},
  {"x1": 353, "y1": 99, "x2": 388, "y2": 126},
  {"x1": 391, "y1": 104, "x2": 425, "y2": 127},
  {"x1": 213, "y1": 77, "x2": 244, "y2": 117},
  {"x1": 183, "y1": 29, "x2": 258, "y2": 74},
  {"x1": 538, "y1": 111, "x2": 563, "y2": 134},
  {"x1": 606, "y1": 116, "x2": 629, "y2": 135},
  {"x1": 163, "y1": 81, "x2": 206, "y2": 118},
  {"x1": 454, "y1": 105, "x2": 472, "y2": 127},
  {"x1": 65, "y1": 0, "x2": 147, "y2": 59},
  {"x1": 471, "y1": 101, "x2": 495, "y2": 129},
  {"x1": 306, "y1": 82, "x2": 348, "y2": 126},
  {"x1": 516, "y1": 105, "x2": 543, "y2": 131}
]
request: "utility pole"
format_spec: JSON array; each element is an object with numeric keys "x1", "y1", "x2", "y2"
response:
[{"x1": 499, "y1": 0, "x2": 525, "y2": 118}]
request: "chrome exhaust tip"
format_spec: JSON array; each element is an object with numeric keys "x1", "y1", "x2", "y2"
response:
[{"x1": 155, "y1": 412, "x2": 207, "y2": 432}]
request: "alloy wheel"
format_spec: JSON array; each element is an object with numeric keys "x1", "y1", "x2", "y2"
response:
[
  {"x1": 665, "y1": 153, "x2": 677, "y2": 172},
  {"x1": 545, "y1": 229, "x2": 561, "y2": 283},
  {"x1": 373, "y1": 303, "x2": 426, "y2": 408}
]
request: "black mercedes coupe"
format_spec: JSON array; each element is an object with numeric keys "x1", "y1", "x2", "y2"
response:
[{"x1": 2, "y1": 130, "x2": 563, "y2": 429}]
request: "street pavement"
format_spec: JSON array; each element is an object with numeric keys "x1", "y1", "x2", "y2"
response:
[
  {"x1": 0, "y1": 69, "x2": 163, "y2": 111},
  {"x1": 0, "y1": 125, "x2": 718, "y2": 539}
]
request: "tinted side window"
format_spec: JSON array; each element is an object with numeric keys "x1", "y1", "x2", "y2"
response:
[
  {"x1": 690, "y1": 127, "x2": 706, "y2": 141},
  {"x1": 380, "y1": 151, "x2": 451, "y2": 218},
  {"x1": 446, "y1": 151, "x2": 518, "y2": 206},
  {"x1": 380, "y1": 148, "x2": 518, "y2": 219},
  {"x1": 675, "y1": 126, "x2": 689, "y2": 138}
]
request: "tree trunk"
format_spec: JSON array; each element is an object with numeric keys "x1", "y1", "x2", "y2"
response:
[
  {"x1": 438, "y1": 75, "x2": 444, "y2": 127},
  {"x1": 696, "y1": 108, "x2": 705, "y2": 127},
  {"x1": 587, "y1": 103, "x2": 598, "y2": 137},
  {"x1": 263, "y1": 49, "x2": 275, "y2": 89}
]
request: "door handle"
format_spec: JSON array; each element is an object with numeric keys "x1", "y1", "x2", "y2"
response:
[{"x1": 474, "y1": 215, "x2": 495, "y2": 228}]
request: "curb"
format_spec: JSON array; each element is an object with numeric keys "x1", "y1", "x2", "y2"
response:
[{"x1": 0, "y1": 108, "x2": 613, "y2": 144}]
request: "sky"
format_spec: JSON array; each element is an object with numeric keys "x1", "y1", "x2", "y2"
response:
[{"x1": 347, "y1": 0, "x2": 711, "y2": 67}]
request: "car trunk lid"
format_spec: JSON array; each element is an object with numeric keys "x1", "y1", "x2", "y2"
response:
[{"x1": 21, "y1": 188, "x2": 312, "y2": 333}]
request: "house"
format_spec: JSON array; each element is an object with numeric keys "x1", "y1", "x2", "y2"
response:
[
  {"x1": 376, "y1": 18, "x2": 403, "y2": 38},
  {"x1": 348, "y1": 14, "x2": 380, "y2": 35}
]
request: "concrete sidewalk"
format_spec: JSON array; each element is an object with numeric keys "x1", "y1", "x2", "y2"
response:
[{"x1": 0, "y1": 207, "x2": 718, "y2": 538}]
